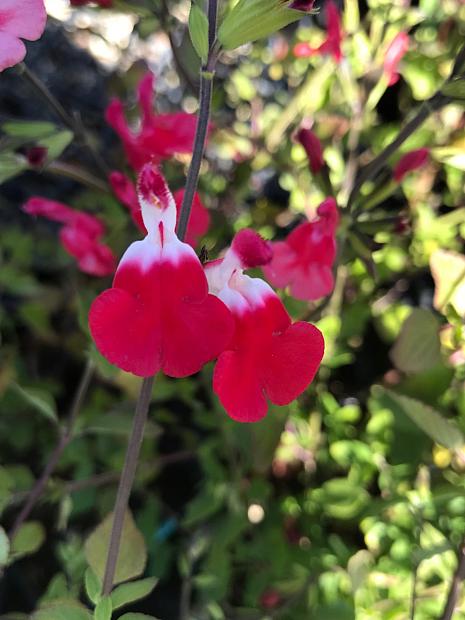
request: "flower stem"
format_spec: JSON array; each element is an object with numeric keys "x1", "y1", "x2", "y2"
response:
[
  {"x1": 439, "y1": 538, "x2": 465, "y2": 620},
  {"x1": 177, "y1": 0, "x2": 219, "y2": 243},
  {"x1": 18, "y1": 63, "x2": 110, "y2": 179},
  {"x1": 9, "y1": 359, "x2": 94, "y2": 541},
  {"x1": 101, "y1": 375, "x2": 155, "y2": 596}
]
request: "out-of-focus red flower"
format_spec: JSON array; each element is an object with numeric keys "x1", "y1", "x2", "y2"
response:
[
  {"x1": 205, "y1": 229, "x2": 324, "y2": 423},
  {"x1": 393, "y1": 148, "x2": 430, "y2": 182},
  {"x1": 23, "y1": 197, "x2": 116, "y2": 277},
  {"x1": 263, "y1": 198, "x2": 339, "y2": 301},
  {"x1": 89, "y1": 164, "x2": 233, "y2": 378},
  {"x1": 260, "y1": 589, "x2": 283, "y2": 609},
  {"x1": 109, "y1": 171, "x2": 210, "y2": 248},
  {"x1": 296, "y1": 127, "x2": 325, "y2": 174},
  {"x1": 106, "y1": 73, "x2": 201, "y2": 171},
  {"x1": 288, "y1": 0, "x2": 316, "y2": 10},
  {"x1": 383, "y1": 32, "x2": 409, "y2": 85},
  {"x1": 70, "y1": 0, "x2": 112, "y2": 7},
  {"x1": 0, "y1": 0, "x2": 47, "y2": 72},
  {"x1": 293, "y1": 0, "x2": 343, "y2": 62}
]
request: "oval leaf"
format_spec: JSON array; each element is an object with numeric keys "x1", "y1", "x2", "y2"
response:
[
  {"x1": 84, "y1": 510, "x2": 147, "y2": 586},
  {"x1": 188, "y1": 3, "x2": 209, "y2": 63},
  {"x1": 390, "y1": 309, "x2": 442, "y2": 374},
  {"x1": 11, "y1": 521, "x2": 45, "y2": 559},
  {"x1": 32, "y1": 601, "x2": 92, "y2": 620},
  {"x1": 111, "y1": 577, "x2": 158, "y2": 610}
]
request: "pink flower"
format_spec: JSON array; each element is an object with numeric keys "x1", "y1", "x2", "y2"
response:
[
  {"x1": 383, "y1": 32, "x2": 409, "y2": 85},
  {"x1": 89, "y1": 164, "x2": 233, "y2": 378},
  {"x1": 293, "y1": 1, "x2": 343, "y2": 63},
  {"x1": 263, "y1": 198, "x2": 339, "y2": 301},
  {"x1": 296, "y1": 127, "x2": 324, "y2": 174},
  {"x1": 0, "y1": 0, "x2": 47, "y2": 72},
  {"x1": 23, "y1": 197, "x2": 116, "y2": 277},
  {"x1": 205, "y1": 229, "x2": 324, "y2": 422},
  {"x1": 288, "y1": 0, "x2": 316, "y2": 10},
  {"x1": 106, "y1": 73, "x2": 200, "y2": 171},
  {"x1": 393, "y1": 148, "x2": 430, "y2": 182},
  {"x1": 109, "y1": 171, "x2": 210, "y2": 248}
]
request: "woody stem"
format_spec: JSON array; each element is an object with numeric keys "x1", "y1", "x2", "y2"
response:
[
  {"x1": 177, "y1": 0, "x2": 219, "y2": 242},
  {"x1": 101, "y1": 375, "x2": 155, "y2": 595}
]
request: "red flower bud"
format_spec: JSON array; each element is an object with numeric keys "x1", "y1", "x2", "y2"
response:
[
  {"x1": 393, "y1": 148, "x2": 430, "y2": 183},
  {"x1": 26, "y1": 146, "x2": 48, "y2": 167},
  {"x1": 296, "y1": 127, "x2": 325, "y2": 174}
]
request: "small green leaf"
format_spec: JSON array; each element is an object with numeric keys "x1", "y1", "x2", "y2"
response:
[
  {"x1": 218, "y1": 0, "x2": 310, "y2": 50},
  {"x1": 41, "y1": 130, "x2": 73, "y2": 161},
  {"x1": 374, "y1": 386, "x2": 465, "y2": 450},
  {"x1": 2, "y1": 121, "x2": 57, "y2": 139},
  {"x1": 94, "y1": 597, "x2": 112, "y2": 620},
  {"x1": 189, "y1": 3, "x2": 209, "y2": 63},
  {"x1": 111, "y1": 576, "x2": 158, "y2": 610},
  {"x1": 32, "y1": 600, "x2": 92, "y2": 620},
  {"x1": 11, "y1": 383, "x2": 58, "y2": 425},
  {"x1": 0, "y1": 526, "x2": 10, "y2": 567},
  {"x1": 347, "y1": 550, "x2": 372, "y2": 593},
  {"x1": 11, "y1": 521, "x2": 45, "y2": 559},
  {"x1": 84, "y1": 511, "x2": 147, "y2": 585},
  {"x1": 0, "y1": 152, "x2": 28, "y2": 184},
  {"x1": 390, "y1": 309, "x2": 442, "y2": 374},
  {"x1": 442, "y1": 78, "x2": 465, "y2": 100},
  {"x1": 85, "y1": 568, "x2": 102, "y2": 605},
  {"x1": 118, "y1": 615, "x2": 161, "y2": 620}
]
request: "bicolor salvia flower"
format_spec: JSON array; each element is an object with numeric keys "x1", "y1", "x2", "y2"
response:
[
  {"x1": 205, "y1": 229, "x2": 324, "y2": 423},
  {"x1": 109, "y1": 171, "x2": 210, "y2": 248},
  {"x1": 393, "y1": 148, "x2": 430, "y2": 183},
  {"x1": 0, "y1": 0, "x2": 46, "y2": 72},
  {"x1": 263, "y1": 198, "x2": 339, "y2": 301},
  {"x1": 296, "y1": 127, "x2": 325, "y2": 174},
  {"x1": 89, "y1": 164, "x2": 233, "y2": 378},
  {"x1": 23, "y1": 198, "x2": 116, "y2": 276},
  {"x1": 106, "y1": 73, "x2": 201, "y2": 171},
  {"x1": 293, "y1": 0, "x2": 343, "y2": 62}
]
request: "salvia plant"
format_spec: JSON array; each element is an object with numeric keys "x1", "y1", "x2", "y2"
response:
[{"x1": 0, "y1": 0, "x2": 465, "y2": 618}]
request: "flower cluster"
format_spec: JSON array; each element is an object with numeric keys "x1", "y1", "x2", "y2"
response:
[
  {"x1": 106, "y1": 73, "x2": 202, "y2": 171},
  {"x1": 88, "y1": 164, "x2": 326, "y2": 422},
  {"x1": 23, "y1": 198, "x2": 116, "y2": 276},
  {"x1": 294, "y1": 0, "x2": 343, "y2": 62}
]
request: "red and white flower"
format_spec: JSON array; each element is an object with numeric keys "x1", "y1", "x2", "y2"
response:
[
  {"x1": 23, "y1": 197, "x2": 116, "y2": 277},
  {"x1": 293, "y1": 0, "x2": 343, "y2": 63},
  {"x1": 205, "y1": 229, "x2": 324, "y2": 423},
  {"x1": 263, "y1": 198, "x2": 339, "y2": 301},
  {"x1": 106, "y1": 72, "x2": 201, "y2": 171},
  {"x1": 109, "y1": 171, "x2": 210, "y2": 248},
  {"x1": 89, "y1": 164, "x2": 233, "y2": 378},
  {"x1": 0, "y1": 0, "x2": 47, "y2": 72}
]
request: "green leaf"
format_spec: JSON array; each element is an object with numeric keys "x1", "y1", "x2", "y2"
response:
[
  {"x1": 2, "y1": 121, "x2": 57, "y2": 139},
  {"x1": 0, "y1": 526, "x2": 10, "y2": 567},
  {"x1": 390, "y1": 309, "x2": 442, "y2": 374},
  {"x1": 0, "y1": 467, "x2": 14, "y2": 515},
  {"x1": 218, "y1": 0, "x2": 310, "y2": 50},
  {"x1": 0, "y1": 152, "x2": 28, "y2": 184},
  {"x1": 111, "y1": 576, "x2": 158, "y2": 610},
  {"x1": 41, "y1": 130, "x2": 73, "y2": 161},
  {"x1": 11, "y1": 521, "x2": 45, "y2": 559},
  {"x1": 442, "y1": 78, "x2": 465, "y2": 100},
  {"x1": 189, "y1": 3, "x2": 209, "y2": 63},
  {"x1": 84, "y1": 510, "x2": 147, "y2": 585},
  {"x1": 94, "y1": 597, "x2": 112, "y2": 620},
  {"x1": 374, "y1": 386, "x2": 465, "y2": 450},
  {"x1": 118, "y1": 615, "x2": 161, "y2": 620},
  {"x1": 347, "y1": 550, "x2": 372, "y2": 593},
  {"x1": 318, "y1": 479, "x2": 369, "y2": 520},
  {"x1": 85, "y1": 568, "x2": 102, "y2": 605},
  {"x1": 32, "y1": 600, "x2": 92, "y2": 620},
  {"x1": 11, "y1": 383, "x2": 58, "y2": 425}
]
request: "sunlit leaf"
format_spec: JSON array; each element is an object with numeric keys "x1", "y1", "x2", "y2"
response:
[{"x1": 390, "y1": 309, "x2": 442, "y2": 374}]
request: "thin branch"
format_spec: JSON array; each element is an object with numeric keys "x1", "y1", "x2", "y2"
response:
[
  {"x1": 101, "y1": 375, "x2": 155, "y2": 595},
  {"x1": 9, "y1": 359, "x2": 94, "y2": 540},
  {"x1": 46, "y1": 161, "x2": 109, "y2": 193},
  {"x1": 18, "y1": 63, "x2": 110, "y2": 179},
  {"x1": 439, "y1": 539, "x2": 465, "y2": 620}
]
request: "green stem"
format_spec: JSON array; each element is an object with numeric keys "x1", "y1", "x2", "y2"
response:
[
  {"x1": 439, "y1": 538, "x2": 465, "y2": 620},
  {"x1": 101, "y1": 375, "x2": 155, "y2": 595},
  {"x1": 9, "y1": 359, "x2": 94, "y2": 541}
]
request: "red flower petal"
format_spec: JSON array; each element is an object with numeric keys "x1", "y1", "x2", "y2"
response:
[{"x1": 393, "y1": 148, "x2": 430, "y2": 183}]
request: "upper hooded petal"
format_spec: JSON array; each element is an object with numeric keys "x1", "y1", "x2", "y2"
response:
[{"x1": 0, "y1": 0, "x2": 47, "y2": 41}]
